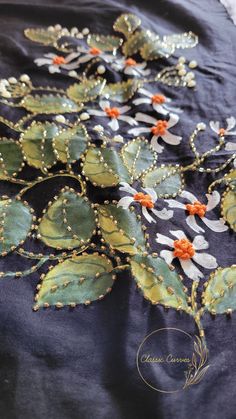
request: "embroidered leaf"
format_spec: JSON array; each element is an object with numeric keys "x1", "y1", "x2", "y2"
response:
[
  {"x1": 113, "y1": 13, "x2": 141, "y2": 38},
  {"x1": 122, "y1": 30, "x2": 157, "y2": 56},
  {"x1": 0, "y1": 139, "x2": 24, "y2": 179},
  {"x1": 24, "y1": 28, "x2": 60, "y2": 45},
  {"x1": 140, "y1": 39, "x2": 175, "y2": 60},
  {"x1": 203, "y1": 266, "x2": 236, "y2": 314},
  {"x1": 102, "y1": 79, "x2": 140, "y2": 102},
  {"x1": 53, "y1": 123, "x2": 89, "y2": 164},
  {"x1": 163, "y1": 32, "x2": 198, "y2": 49},
  {"x1": 21, "y1": 94, "x2": 80, "y2": 114},
  {"x1": 0, "y1": 198, "x2": 32, "y2": 255},
  {"x1": 142, "y1": 165, "x2": 183, "y2": 198},
  {"x1": 38, "y1": 189, "x2": 96, "y2": 250},
  {"x1": 121, "y1": 137, "x2": 157, "y2": 181},
  {"x1": 222, "y1": 189, "x2": 236, "y2": 232},
  {"x1": 130, "y1": 254, "x2": 189, "y2": 310},
  {"x1": 87, "y1": 34, "x2": 122, "y2": 51},
  {"x1": 20, "y1": 122, "x2": 58, "y2": 172},
  {"x1": 67, "y1": 78, "x2": 106, "y2": 103},
  {"x1": 82, "y1": 147, "x2": 131, "y2": 187},
  {"x1": 97, "y1": 204, "x2": 146, "y2": 254},
  {"x1": 34, "y1": 254, "x2": 115, "y2": 309}
]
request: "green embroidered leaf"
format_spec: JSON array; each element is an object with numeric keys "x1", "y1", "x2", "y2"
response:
[
  {"x1": 121, "y1": 137, "x2": 157, "y2": 181},
  {"x1": 0, "y1": 138, "x2": 24, "y2": 179},
  {"x1": 203, "y1": 266, "x2": 236, "y2": 314},
  {"x1": 222, "y1": 189, "x2": 236, "y2": 232},
  {"x1": 87, "y1": 34, "x2": 122, "y2": 51},
  {"x1": 122, "y1": 30, "x2": 157, "y2": 56},
  {"x1": 140, "y1": 39, "x2": 175, "y2": 60},
  {"x1": 35, "y1": 254, "x2": 115, "y2": 309},
  {"x1": 24, "y1": 28, "x2": 60, "y2": 45},
  {"x1": 97, "y1": 204, "x2": 146, "y2": 254},
  {"x1": 130, "y1": 254, "x2": 189, "y2": 311},
  {"x1": 163, "y1": 32, "x2": 198, "y2": 49},
  {"x1": 38, "y1": 189, "x2": 96, "y2": 250},
  {"x1": 82, "y1": 147, "x2": 131, "y2": 187},
  {"x1": 21, "y1": 94, "x2": 80, "y2": 114},
  {"x1": 102, "y1": 79, "x2": 140, "y2": 102},
  {"x1": 142, "y1": 165, "x2": 183, "y2": 198},
  {"x1": 113, "y1": 13, "x2": 141, "y2": 38},
  {"x1": 67, "y1": 78, "x2": 106, "y2": 103},
  {"x1": 0, "y1": 198, "x2": 32, "y2": 255},
  {"x1": 53, "y1": 123, "x2": 89, "y2": 164},
  {"x1": 20, "y1": 122, "x2": 58, "y2": 172}
]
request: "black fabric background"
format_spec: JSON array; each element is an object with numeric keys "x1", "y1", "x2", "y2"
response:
[{"x1": 0, "y1": 0, "x2": 236, "y2": 418}]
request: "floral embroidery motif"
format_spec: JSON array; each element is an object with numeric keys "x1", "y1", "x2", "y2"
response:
[
  {"x1": 133, "y1": 87, "x2": 182, "y2": 115},
  {"x1": 210, "y1": 116, "x2": 236, "y2": 151},
  {"x1": 88, "y1": 100, "x2": 137, "y2": 131}
]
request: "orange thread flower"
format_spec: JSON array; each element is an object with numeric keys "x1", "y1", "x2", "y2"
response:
[
  {"x1": 151, "y1": 94, "x2": 166, "y2": 104},
  {"x1": 105, "y1": 107, "x2": 120, "y2": 119},
  {"x1": 133, "y1": 192, "x2": 154, "y2": 208},
  {"x1": 89, "y1": 47, "x2": 102, "y2": 55},
  {"x1": 218, "y1": 128, "x2": 226, "y2": 136},
  {"x1": 125, "y1": 58, "x2": 137, "y2": 67},
  {"x1": 52, "y1": 56, "x2": 66, "y2": 65},
  {"x1": 151, "y1": 120, "x2": 168, "y2": 136},
  {"x1": 173, "y1": 238, "x2": 195, "y2": 260},
  {"x1": 185, "y1": 201, "x2": 207, "y2": 218}
]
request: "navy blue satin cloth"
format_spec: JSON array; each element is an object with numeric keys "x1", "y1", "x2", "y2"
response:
[{"x1": 0, "y1": 1, "x2": 236, "y2": 418}]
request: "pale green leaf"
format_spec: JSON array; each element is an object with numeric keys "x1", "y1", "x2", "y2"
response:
[
  {"x1": 203, "y1": 266, "x2": 236, "y2": 314},
  {"x1": 67, "y1": 78, "x2": 106, "y2": 103},
  {"x1": 0, "y1": 138, "x2": 24, "y2": 179},
  {"x1": 21, "y1": 94, "x2": 80, "y2": 114},
  {"x1": 113, "y1": 13, "x2": 141, "y2": 38},
  {"x1": 53, "y1": 123, "x2": 89, "y2": 164},
  {"x1": 121, "y1": 137, "x2": 157, "y2": 181},
  {"x1": 142, "y1": 165, "x2": 183, "y2": 198},
  {"x1": 87, "y1": 34, "x2": 122, "y2": 51},
  {"x1": 102, "y1": 79, "x2": 140, "y2": 102}
]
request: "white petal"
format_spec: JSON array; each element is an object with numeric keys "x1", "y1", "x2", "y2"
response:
[
  {"x1": 150, "y1": 136, "x2": 164, "y2": 153},
  {"x1": 119, "y1": 182, "x2": 137, "y2": 195},
  {"x1": 118, "y1": 105, "x2": 131, "y2": 114},
  {"x1": 153, "y1": 103, "x2": 168, "y2": 115},
  {"x1": 162, "y1": 131, "x2": 182, "y2": 145},
  {"x1": 225, "y1": 141, "x2": 236, "y2": 151},
  {"x1": 179, "y1": 259, "x2": 203, "y2": 280},
  {"x1": 99, "y1": 100, "x2": 110, "y2": 111},
  {"x1": 160, "y1": 250, "x2": 174, "y2": 264},
  {"x1": 168, "y1": 113, "x2": 179, "y2": 128},
  {"x1": 138, "y1": 88, "x2": 152, "y2": 98},
  {"x1": 165, "y1": 199, "x2": 186, "y2": 209},
  {"x1": 202, "y1": 217, "x2": 228, "y2": 232},
  {"x1": 65, "y1": 52, "x2": 80, "y2": 63},
  {"x1": 152, "y1": 208, "x2": 173, "y2": 220},
  {"x1": 180, "y1": 190, "x2": 197, "y2": 203},
  {"x1": 156, "y1": 233, "x2": 174, "y2": 247},
  {"x1": 140, "y1": 68, "x2": 151, "y2": 76},
  {"x1": 124, "y1": 67, "x2": 136, "y2": 76},
  {"x1": 128, "y1": 127, "x2": 150, "y2": 136},
  {"x1": 117, "y1": 196, "x2": 134, "y2": 209},
  {"x1": 119, "y1": 115, "x2": 138, "y2": 126},
  {"x1": 192, "y1": 252, "x2": 218, "y2": 269},
  {"x1": 164, "y1": 104, "x2": 182, "y2": 114},
  {"x1": 63, "y1": 62, "x2": 80, "y2": 70},
  {"x1": 108, "y1": 118, "x2": 119, "y2": 131},
  {"x1": 49, "y1": 65, "x2": 60, "y2": 73},
  {"x1": 226, "y1": 116, "x2": 236, "y2": 131},
  {"x1": 192, "y1": 235, "x2": 209, "y2": 250},
  {"x1": 87, "y1": 109, "x2": 105, "y2": 116},
  {"x1": 206, "y1": 190, "x2": 220, "y2": 211},
  {"x1": 170, "y1": 230, "x2": 186, "y2": 240},
  {"x1": 186, "y1": 215, "x2": 205, "y2": 233},
  {"x1": 142, "y1": 206, "x2": 156, "y2": 223},
  {"x1": 34, "y1": 58, "x2": 52, "y2": 66},
  {"x1": 135, "y1": 112, "x2": 157, "y2": 125},
  {"x1": 142, "y1": 187, "x2": 157, "y2": 201},
  {"x1": 209, "y1": 120, "x2": 219, "y2": 133},
  {"x1": 78, "y1": 54, "x2": 92, "y2": 63},
  {"x1": 133, "y1": 98, "x2": 151, "y2": 106}
]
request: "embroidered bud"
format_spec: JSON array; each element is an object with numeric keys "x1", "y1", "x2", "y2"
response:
[
  {"x1": 53, "y1": 56, "x2": 66, "y2": 65},
  {"x1": 105, "y1": 107, "x2": 120, "y2": 119},
  {"x1": 151, "y1": 94, "x2": 166, "y2": 104},
  {"x1": 133, "y1": 192, "x2": 154, "y2": 209},
  {"x1": 185, "y1": 201, "x2": 207, "y2": 218},
  {"x1": 80, "y1": 112, "x2": 90, "y2": 121},
  {"x1": 151, "y1": 120, "x2": 168, "y2": 136},
  {"x1": 89, "y1": 47, "x2": 101, "y2": 55},
  {"x1": 173, "y1": 238, "x2": 195, "y2": 260},
  {"x1": 125, "y1": 58, "x2": 137, "y2": 67}
]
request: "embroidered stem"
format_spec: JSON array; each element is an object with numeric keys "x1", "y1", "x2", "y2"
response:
[{"x1": 0, "y1": 257, "x2": 49, "y2": 279}]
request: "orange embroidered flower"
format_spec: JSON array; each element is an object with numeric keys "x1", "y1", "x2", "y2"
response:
[
  {"x1": 89, "y1": 47, "x2": 102, "y2": 55},
  {"x1": 173, "y1": 238, "x2": 195, "y2": 260},
  {"x1": 52, "y1": 56, "x2": 66, "y2": 65},
  {"x1": 133, "y1": 192, "x2": 154, "y2": 208},
  {"x1": 185, "y1": 201, "x2": 207, "y2": 218},
  {"x1": 151, "y1": 120, "x2": 168, "y2": 136},
  {"x1": 218, "y1": 128, "x2": 225, "y2": 136},
  {"x1": 151, "y1": 94, "x2": 166, "y2": 104},
  {"x1": 105, "y1": 107, "x2": 120, "y2": 119},
  {"x1": 125, "y1": 58, "x2": 137, "y2": 67}
]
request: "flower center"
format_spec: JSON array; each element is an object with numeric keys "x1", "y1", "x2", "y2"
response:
[
  {"x1": 218, "y1": 128, "x2": 225, "y2": 136},
  {"x1": 151, "y1": 120, "x2": 168, "y2": 136},
  {"x1": 151, "y1": 94, "x2": 166, "y2": 104},
  {"x1": 89, "y1": 47, "x2": 102, "y2": 55},
  {"x1": 133, "y1": 192, "x2": 154, "y2": 208},
  {"x1": 185, "y1": 201, "x2": 207, "y2": 218},
  {"x1": 125, "y1": 58, "x2": 137, "y2": 67},
  {"x1": 173, "y1": 238, "x2": 195, "y2": 260},
  {"x1": 105, "y1": 107, "x2": 120, "y2": 119},
  {"x1": 52, "y1": 56, "x2": 66, "y2": 65}
]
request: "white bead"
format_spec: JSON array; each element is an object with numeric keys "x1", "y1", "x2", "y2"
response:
[
  {"x1": 187, "y1": 80, "x2": 196, "y2": 88},
  {"x1": 1, "y1": 90, "x2": 11, "y2": 98},
  {"x1": 176, "y1": 63, "x2": 184, "y2": 70},
  {"x1": 97, "y1": 65, "x2": 106, "y2": 75},
  {"x1": 20, "y1": 74, "x2": 30, "y2": 82},
  {"x1": 93, "y1": 125, "x2": 104, "y2": 132},
  {"x1": 77, "y1": 33, "x2": 84, "y2": 39},
  {"x1": 178, "y1": 56, "x2": 186, "y2": 64},
  {"x1": 178, "y1": 69, "x2": 186, "y2": 76},
  {"x1": 0, "y1": 79, "x2": 9, "y2": 86},
  {"x1": 48, "y1": 26, "x2": 54, "y2": 32},
  {"x1": 197, "y1": 122, "x2": 206, "y2": 131},
  {"x1": 55, "y1": 115, "x2": 66, "y2": 123},
  {"x1": 8, "y1": 77, "x2": 17, "y2": 84},
  {"x1": 189, "y1": 60, "x2": 197, "y2": 69},
  {"x1": 185, "y1": 72, "x2": 194, "y2": 81},
  {"x1": 82, "y1": 27, "x2": 89, "y2": 35},
  {"x1": 55, "y1": 24, "x2": 62, "y2": 31},
  {"x1": 68, "y1": 70, "x2": 77, "y2": 77},
  {"x1": 80, "y1": 112, "x2": 90, "y2": 121},
  {"x1": 71, "y1": 27, "x2": 78, "y2": 35},
  {"x1": 113, "y1": 135, "x2": 124, "y2": 143}
]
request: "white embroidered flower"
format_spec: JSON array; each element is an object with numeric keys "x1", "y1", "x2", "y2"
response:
[
  {"x1": 117, "y1": 182, "x2": 173, "y2": 223},
  {"x1": 128, "y1": 113, "x2": 182, "y2": 153},
  {"x1": 165, "y1": 190, "x2": 228, "y2": 233},
  {"x1": 210, "y1": 116, "x2": 236, "y2": 151},
  {"x1": 87, "y1": 100, "x2": 138, "y2": 131},
  {"x1": 156, "y1": 230, "x2": 218, "y2": 280},
  {"x1": 34, "y1": 52, "x2": 80, "y2": 73},
  {"x1": 133, "y1": 87, "x2": 182, "y2": 115},
  {"x1": 77, "y1": 46, "x2": 115, "y2": 64},
  {"x1": 111, "y1": 57, "x2": 151, "y2": 77}
]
